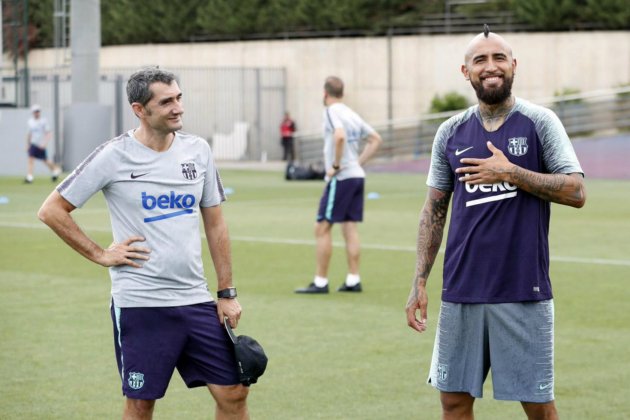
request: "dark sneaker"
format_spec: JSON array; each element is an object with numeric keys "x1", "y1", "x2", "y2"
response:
[
  {"x1": 337, "y1": 283, "x2": 362, "y2": 292},
  {"x1": 294, "y1": 282, "x2": 329, "y2": 294}
]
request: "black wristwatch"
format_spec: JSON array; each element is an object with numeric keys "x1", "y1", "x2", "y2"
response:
[
  {"x1": 332, "y1": 163, "x2": 340, "y2": 171},
  {"x1": 217, "y1": 287, "x2": 237, "y2": 299}
]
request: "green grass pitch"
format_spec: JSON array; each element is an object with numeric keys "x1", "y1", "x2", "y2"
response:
[{"x1": 1, "y1": 169, "x2": 628, "y2": 419}]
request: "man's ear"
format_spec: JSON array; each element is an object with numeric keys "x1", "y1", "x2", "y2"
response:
[
  {"x1": 131, "y1": 102, "x2": 144, "y2": 119},
  {"x1": 512, "y1": 58, "x2": 518, "y2": 76},
  {"x1": 461, "y1": 64, "x2": 470, "y2": 81}
]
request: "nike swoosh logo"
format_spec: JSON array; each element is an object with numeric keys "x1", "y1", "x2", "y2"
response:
[
  {"x1": 455, "y1": 146, "x2": 474, "y2": 156},
  {"x1": 539, "y1": 383, "x2": 553, "y2": 390},
  {"x1": 130, "y1": 172, "x2": 149, "y2": 179}
]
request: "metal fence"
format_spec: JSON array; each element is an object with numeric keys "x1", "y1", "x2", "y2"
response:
[
  {"x1": 295, "y1": 86, "x2": 630, "y2": 164},
  {"x1": 190, "y1": 12, "x2": 534, "y2": 42},
  {"x1": 1, "y1": 66, "x2": 286, "y2": 161}
]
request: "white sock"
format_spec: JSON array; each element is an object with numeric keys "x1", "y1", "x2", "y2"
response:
[
  {"x1": 314, "y1": 276, "x2": 328, "y2": 288},
  {"x1": 52, "y1": 167, "x2": 61, "y2": 176},
  {"x1": 346, "y1": 273, "x2": 360, "y2": 287},
  {"x1": 25, "y1": 174, "x2": 33, "y2": 182}
]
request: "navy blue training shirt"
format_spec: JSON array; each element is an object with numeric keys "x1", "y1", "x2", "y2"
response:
[{"x1": 427, "y1": 98, "x2": 583, "y2": 303}]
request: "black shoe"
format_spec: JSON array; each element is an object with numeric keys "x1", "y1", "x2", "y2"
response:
[
  {"x1": 337, "y1": 283, "x2": 362, "y2": 292},
  {"x1": 294, "y1": 282, "x2": 329, "y2": 294}
]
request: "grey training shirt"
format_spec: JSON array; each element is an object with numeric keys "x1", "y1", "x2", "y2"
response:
[
  {"x1": 322, "y1": 102, "x2": 376, "y2": 180},
  {"x1": 58, "y1": 130, "x2": 225, "y2": 308}
]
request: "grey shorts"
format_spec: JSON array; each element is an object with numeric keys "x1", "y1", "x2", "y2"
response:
[{"x1": 427, "y1": 300, "x2": 555, "y2": 403}]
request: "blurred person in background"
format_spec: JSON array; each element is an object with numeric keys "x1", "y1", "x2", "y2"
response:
[
  {"x1": 25, "y1": 104, "x2": 61, "y2": 184},
  {"x1": 295, "y1": 76, "x2": 382, "y2": 294},
  {"x1": 280, "y1": 111, "x2": 297, "y2": 162}
]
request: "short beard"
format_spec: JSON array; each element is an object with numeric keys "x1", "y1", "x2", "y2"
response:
[{"x1": 471, "y1": 75, "x2": 514, "y2": 105}]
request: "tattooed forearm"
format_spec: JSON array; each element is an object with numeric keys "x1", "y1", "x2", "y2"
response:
[
  {"x1": 414, "y1": 189, "x2": 451, "y2": 284},
  {"x1": 512, "y1": 167, "x2": 564, "y2": 200},
  {"x1": 510, "y1": 167, "x2": 585, "y2": 208}
]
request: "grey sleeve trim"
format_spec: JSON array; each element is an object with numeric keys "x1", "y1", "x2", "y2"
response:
[
  {"x1": 518, "y1": 100, "x2": 584, "y2": 176},
  {"x1": 426, "y1": 108, "x2": 476, "y2": 191}
]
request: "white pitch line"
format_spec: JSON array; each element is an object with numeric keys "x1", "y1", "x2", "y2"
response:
[
  {"x1": 2, "y1": 221, "x2": 629, "y2": 267},
  {"x1": 230, "y1": 235, "x2": 630, "y2": 267}
]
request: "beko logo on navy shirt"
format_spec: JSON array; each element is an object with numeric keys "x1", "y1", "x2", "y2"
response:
[
  {"x1": 141, "y1": 191, "x2": 195, "y2": 223},
  {"x1": 463, "y1": 181, "x2": 518, "y2": 208}
]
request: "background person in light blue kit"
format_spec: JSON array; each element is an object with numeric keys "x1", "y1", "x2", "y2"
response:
[
  {"x1": 295, "y1": 76, "x2": 382, "y2": 294},
  {"x1": 38, "y1": 67, "x2": 250, "y2": 420},
  {"x1": 405, "y1": 30, "x2": 586, "y2": 419}
]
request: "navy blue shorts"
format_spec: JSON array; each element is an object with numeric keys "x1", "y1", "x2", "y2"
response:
[
  {"x1": 28, "y1": 144, "x2": 47, "y2": 160},
  {"x1": 316, "y1": 177, "x2": 364, "y2": 223},
  {"x1": 110, "y1": 301, "x2": 240, "y2": 400}
]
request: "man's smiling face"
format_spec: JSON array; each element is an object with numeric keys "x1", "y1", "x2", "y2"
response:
[{"x1": 461, "y1": 33, "x2": 517, "y2": 105}]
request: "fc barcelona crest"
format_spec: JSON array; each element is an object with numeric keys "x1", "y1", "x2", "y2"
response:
[
  {"x1": 181, "y1": 162, "x2": 198, "y2": 180},
  {"x1": 437, "y1": 364, "x2": 448, "y2": 382},
  {"x1": 507, "y1": 137, "x2": 528, "y2": 156},
  {"x1": 128, "y1": 372, "x2": 145, "y2": 390}
]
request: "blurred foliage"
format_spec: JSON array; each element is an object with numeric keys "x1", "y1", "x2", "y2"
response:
[
  {"x1": 102, "y1": 0, "x2": 205, "y2": 45},
  {"x1": 13, "y1": 0, "x2": 630, "y2": 48},
  {"x1": 554, "y1": 87, "x2": 584, "y2": 105},
  {"x1": 2, "y1": 0, "x2": 51, "y2": 56},
  {"x1": 509, "y1": 0, "x2": 589, "y2": 30},
  {"x1": 615, "y1": 83, "x2": 630, "y2": 98},
  {"x1": 584, "y1": 0, "x2": 630, "y2": 29},
  {"x1": 429, "y1": 91, "x2": 470, "y2": 113}
]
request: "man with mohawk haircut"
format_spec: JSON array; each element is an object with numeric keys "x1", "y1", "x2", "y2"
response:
[{"x1": 405, "y1": 27, "x2": 585, "y2": 419}]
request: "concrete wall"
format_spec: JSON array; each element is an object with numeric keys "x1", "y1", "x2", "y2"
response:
[{"x1": 26, "y1": 31, "x2": 630, "y2": 135}]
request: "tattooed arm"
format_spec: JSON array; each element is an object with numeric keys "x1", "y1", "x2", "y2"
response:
[
  {"x1": 406, "y1": 187, "x2": 451, "y2": 333},
  {"x1": 456, "y1": 141, "x2": 586, "y2": 208}
]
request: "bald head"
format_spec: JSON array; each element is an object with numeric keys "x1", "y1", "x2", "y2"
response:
[{"x1": 464, "y1": 32, "x2": 513, "y2": 65}]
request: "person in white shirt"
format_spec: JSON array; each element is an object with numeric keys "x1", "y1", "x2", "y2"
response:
[
  {"x1": 25, "y1": 104, "x2": 61, "y2": 184},
  {"x1": 38, "y1": 67, "x2": 250, "y2": 420},
  {"x1": 295, "y1": 76, "x2": 382, "y2": 294}
]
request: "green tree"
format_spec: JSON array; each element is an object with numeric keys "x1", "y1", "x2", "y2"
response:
[
  {"x1": 195, "y1": 0, "x2": 260, "y2": 36},
  {"x1": 585, "y1": 0, "x2": 630, "y2": 29},
  {"x1": 510, "y1": 0, "x2": 589, "y2": 30},
  {"x1": 3, "y1": 0, "x2": 50, "y2": 54},
  {"x1": 21, "y1": 0, "x2": 630, "y2": 49},
  {"x1": 28, "y1": 0, "x2": 53, "y2": 48},
  {"x1": 102, "y1": 0, "x2": 205, "y2": 44},
  {"x1": 429, "y1": 91, "x2": 469, "y2": 113}
]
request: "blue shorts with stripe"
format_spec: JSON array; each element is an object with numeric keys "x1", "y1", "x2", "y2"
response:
[
  {"x1": 110, "y1": 300, "x2": 240, "y2": 400},
  {"x1": 316, "y1": 177, "x2": 364, "y2": 223}
]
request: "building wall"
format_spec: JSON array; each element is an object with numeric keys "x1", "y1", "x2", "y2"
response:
[{"x1": 26, "y1": 31, "x2": 630, "y2": 134}]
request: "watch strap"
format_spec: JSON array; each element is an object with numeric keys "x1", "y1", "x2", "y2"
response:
[{"x1": 217, "y1": 287, "x2": 237, "y2": 299}]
